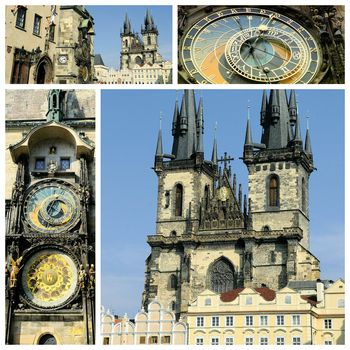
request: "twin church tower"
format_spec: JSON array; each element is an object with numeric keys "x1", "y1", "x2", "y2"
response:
[{"x1": 142, "y1": 90, "x2": 320, "y2": 319}]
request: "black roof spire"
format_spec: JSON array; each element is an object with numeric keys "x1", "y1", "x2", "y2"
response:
[
  {"x1": 288, "y1": 90, "x2": 297, "y2": 125},
  {"x1": 305, "y1": 117, "x2": 313, "y2": 156},
  {"x1": 123, "y1": 13, "x2": 132, "y2": 35},
  {"x1": 196, "y1": 96, "x2": 204, "y2": 153},
  {"x1": 211, "y1": 123, "x2": 218, "y2": 165},
  {"x1": 155, "y1": 112, "x2": 163, "y2": 156},
  {"x1": 244, "y1": 104, "x2": 253, "y2": 147},
  {"x1": 171, "y1": 90, "x2": 197, "y2": 160}
]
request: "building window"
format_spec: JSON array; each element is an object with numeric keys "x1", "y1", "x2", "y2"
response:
[
  {"x1": 169, "y1": 274, "x2": 178, "y2": 289},
  {"x1": 139, "y1": 336, "x2": 146, "y2": 344},
  {"x1": 161, "y1": 336, "x2": 171, "y2": 344},
  {"x1": 276, "y1": 337, "x2": 285, "y2": 345},
  {"x1": 246, "y1": 315, "x2": 253, "y2": 326},
  {"x1": 196, "y1": 338, "x2": 204, "y2": 345},
  {"x1": 226, "y1": 316, "x2": 234, "y2": 327},
  {"x1": 16, "y1": 6, "x2": 27, "y2": 29},
  {"x1": 269, "y1": 175, "x2": 279, "y2": 207},
  {"x1": 35, "y1": 158, "x2": 45, "y2": 170},
  {"x1": 246, "y1": 296, "x2": 252, "y2": 305},
  {"x1": 103, "y1": 337, "x2": 110, "y2": 345},
  {"x1": 196, "y1": 316, "x2": 204, "y2": 327},
  {"x1": 49, "y1": 24, "x2": 55, "y2": 42},
  {"x1": 204, "y1": 185, "x2": 210, "y2": 210},
  {"x1": 260, "y1": 315, "x2": 268, "y2": 326},
  {"x1": 205, "y1": 298, "x2": 211, "y2": 306},
  {"x1": 337, "y1": 299, "x2": 345, "y2": 308},
  {"x1": 225, "y1": 337, "x2": 233, "y2": 345},
  {"x1": 60, "y1": 158, "x2": 70, "y2": 170},
  {"x1": 175, "y1": 184, "x2": 183, "y2": 216},
  {"x1": 211, "y1": 316, "x2": 219, "y2": 327},
  {"x1": 211, "y1": 338, "x2": 219, "y2": 345},
  {"x1": 208, "y1": 257, "x2": 235, "y2": 293},
  {"x1": 149, "y1": 336, "x2": 158, "y2": 344},
  {"x1": 245, "y1": 337, "x2": 253, "y2": 345},
  {"x1": 276, "y1": 315, "x2": 284, "y2": 326},
  {"x1": 301, "y1": 177, "x2": 306, "y2": 212},
  {"x1": 170, "y1": 301, "x2": 176, "y2": 311},
  {"x1": 260, "y1": 337, "x2": 268, "y2": 345},
  {"x1": 292, "y1": 314, "x2": 301, "y2": 326},
  {"x1": 33, "y1": 14, "x2": 41, "y2": 35},
  {"x1": 324, "y1": 340, "x2": 333, "y2": 345},
  {"x1": 324, "y1": 319, "x2": 332, "y2": 329},
  {"x1": 285, "y1": 295, "x2": 291, "y2": 304},
  {"x1": 292, "y1": 337, "x2": 301, "y2": 345}
]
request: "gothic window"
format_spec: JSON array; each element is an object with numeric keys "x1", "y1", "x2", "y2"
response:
[
  {"x1": 263, "y1": 225, "x2": 270, "y2": 232},
  {"x1": 175, "y1": 184, "x2": 183, "y2": 217},
  {"x1": 170, "y1": 230, "x2": 177, "y2": 237},
  {"x1": 302, "y1": 177, "x2": 306, "y2": 212},
  {"x1": 268, "y1": 175, "x2": 279, "y2": 207},
  {"x1": 270, "y1": 251, "x2": 276, "y2": 263},
  {"x1": 208, "y1": 258, "x2": 235, "y2": 293},
  {"x1": 165, "y1": 191, "x2": 170, "y2": 208},
  {"x1": 204, "y1": 185, "x2": 210, "y2": 210},
  {"x1": 16, "y1": 6, "x2": 27, "y2": 29},
  {"x1": 60, "y1": 158, "x2": 70, "y2": 170},
  {"x1": 169, "y1": 274, "x2": 178, "y2": 289},
  {"x1": 147, "y1": 36, "x2": 151, "y2": 45}
]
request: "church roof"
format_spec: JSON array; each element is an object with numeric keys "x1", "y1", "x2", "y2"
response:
[{"x1": 94, "y1": 54, "x2": 105, "y2": 66}]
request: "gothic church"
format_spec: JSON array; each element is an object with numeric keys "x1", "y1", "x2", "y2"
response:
[{"x1": 142, "y1": 90, "x2": 320, "y2": 319}]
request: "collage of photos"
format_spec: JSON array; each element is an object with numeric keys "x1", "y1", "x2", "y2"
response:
[{"x1": 3, "y1": 2, "x2": 346, "y2": 347}]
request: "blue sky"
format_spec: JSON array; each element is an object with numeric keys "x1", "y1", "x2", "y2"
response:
[
  {"x1": 86, "y1": 6, "x2": 172, "y2": 69},
  {"x1": 101, "y1": 89, "x2": 344, "y2": 317}
]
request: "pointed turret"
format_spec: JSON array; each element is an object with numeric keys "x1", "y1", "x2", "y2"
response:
[
  {"x1": 171, "y1": 90, "x2": 198, "y2": 160},
  {"x1": 288, "y1": 90, "x2": 297, "y2": 125},
  {"x1": 260, "y1": 90, "x2": 268, "y2": 126},
  {"x1": 142, "y1": 9, "x2": 158, "y2": 34},
  {"x1": 244, "y1": 108, "x2": 253, "y2": 147},
  {"x1": 155, "y1": 129, "x2": 163, "y2": 156},
  {"x1": 305, "y1": 128, "x2": 313, "y2": 156},
  {"x1": 46, "y1": 89, "x2": 66, "y2": 122},
  {"x1": 293, "y1": 115, "x2": 302, "y2": 145},
  {"x1": 196, "y1": 97, "x2": 204, "y2": 153},
  {"x1": 211, "y1": 124, "x2": 218, "y2": 165},
  {"x1": 123, "y1": 13, "x2": 131, "y2": 35}
]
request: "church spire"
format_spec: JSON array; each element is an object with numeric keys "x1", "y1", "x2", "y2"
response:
[
  {"x1": 244, "y1": 105, "x2": 253, "y2": 147},
  {"x1": 123, "y1": 13, "x2": 132, "y2": 35},
  {"x1": 196, "y1": 97, "x2": 204, "y2": 153},
  {"x1": 171, "y1": 90, "x2": 197, "y2": 160},
  {"x1": 305, "y1": 121, "x2": 313, "y2": 156},
  {"x1": 288, "y1": 90, "x2": 297, "y2": 125},
  {"x1": 46, "y1": 89, "x2": 66, "y2": 122},
  {"x1": 211, "y1": 123, "x2": 218, "y2": 165},
  {"x1": 293, "y1": 114, "x2": 302, "y2": 145},
  {"x1": 155, "y1": 112, "x2": 163, "y2": 157}
]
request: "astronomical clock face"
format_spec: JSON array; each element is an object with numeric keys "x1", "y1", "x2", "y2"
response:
[
  {"x1": 23, "y1": 182, "x2": 80, "y2": 234},
  {"x1": 21, "y1": 249, "x2": 78, "y2": 309},
  {"x1": 180, "y1": 7, "x2": 322, "y2": 84}
]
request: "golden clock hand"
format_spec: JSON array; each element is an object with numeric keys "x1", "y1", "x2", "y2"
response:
[
  {"x1": 251, "y1": 50, "x2": 272, "y2": 83},
  {"x1": 251, "y1": 45, "x2": 295, "y2": 64}
]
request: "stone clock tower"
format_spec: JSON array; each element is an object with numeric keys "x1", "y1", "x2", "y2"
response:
[
  {"x1": 142, "y1": 90, "x2": 320, "y2": 320},
  {"x1": 5, "y1": 90, "x2": 95, "y2": 344}
]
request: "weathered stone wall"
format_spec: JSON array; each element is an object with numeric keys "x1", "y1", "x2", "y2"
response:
[
  {"x1": 248, "y1": 160, "x2": 310, "y2": 248},
  {"x1": 5, "y1": 90, "x2": 95, "y2": 120},
  {"x1": 10, "y1": 316, "x2": 84, "y2": 344}
]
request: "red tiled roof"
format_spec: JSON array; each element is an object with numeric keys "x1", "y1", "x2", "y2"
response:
[
  {"x1": 220, "y1": 287, "x2": 276, "y2": 302},
  {"x1": 114, "y1": 319, "x2": 122, "y2": 324},
  {"x1": 301, "y1": 294, "x2": 319, "y2": 306},
  {"x1": 220, "y1": 288, "x2": 245, "y2": 302},
  {"x1": 255, "y1": 287, "x2": 276, "y2": 301}
]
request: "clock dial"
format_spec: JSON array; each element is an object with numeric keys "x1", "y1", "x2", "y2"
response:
[
  {"x1": 58, "y1": 55, "x2": 67, "y2": 64},
  {"x1": 23, "y1": 181, "x2": 80, "y2": 233},
  {"x1": 21, "y1": 249, "x2": 78, "y2": 308},
  {"x1": 180, "y1": 7, "x2": 321, "y2": 84}
]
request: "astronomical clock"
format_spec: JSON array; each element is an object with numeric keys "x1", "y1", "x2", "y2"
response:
[
  {"x1": 178, "y1": 6, "x2": 344, "y2": 84},
  {"x1": 5, "y1": 90, "x2": 95, "y2": 345}
]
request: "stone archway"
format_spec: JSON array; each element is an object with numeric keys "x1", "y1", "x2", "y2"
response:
[
  {"x1": 207, "y1": 257, "x2": 236, "y2": 293},
  {"x1": 35, "y1": 57, "x2": 53, "y2": 84}
]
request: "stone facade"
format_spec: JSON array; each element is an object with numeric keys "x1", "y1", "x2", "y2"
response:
[
  {"x1": 142, "y1": 90, "x2": 320, "y2": 321},
  {"x1": 5, "y1": 5, "x2": 95, "y2": 84},
  {"x1": 5, "y1": 90, "x2": 96, "y2": 344}
]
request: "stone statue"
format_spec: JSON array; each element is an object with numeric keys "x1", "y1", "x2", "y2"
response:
[
  {"x1": 78, "y1": 264, "x2": 87, "y2": 289},
  {"x1": 47, "y1": 160, "x2": 58, "y2": 175},
  {"x1": 88, "y1": 264, "x2": 95, "y2": 289},
  {"x1": 10, "y1": 256, "x2": 23, "y2": 288}
]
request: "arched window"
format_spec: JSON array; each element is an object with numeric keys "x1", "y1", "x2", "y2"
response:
[
  {"x1": 38, "y1": 334, "x2": 57, "y2": 345},
  {"x1": 170, "y1": 301, "x2": 176, "y2": 311},
  {"x1": 208, "y1": 258, "x2": 235, "y2": 293},
  {"x1": 175, "y1": 184, "x2": 183, "y2": 217},
  {"x1": 170, "y1": 230, "x2": 177, "y2": 237},
  {"x1": 147, "y1": 36, "x2": 151, "y2": 45},
  {"x1": 302, "y1": 178, "x2": 306, "y2": 212},
  {"x1": 204, "y1": 185, "x2": 210, "y2": 210},
  {"x1": 269, "y1": 175, "x2": 279, "y2": 207},
  {"x1": 169, "y1": 274, "x2": 178, "y2": 289}
]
